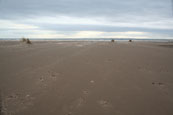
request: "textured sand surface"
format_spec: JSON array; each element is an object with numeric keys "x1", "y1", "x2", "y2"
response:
[{"x1": 0, "y1": 41, "x2": 173, "y2": 115}]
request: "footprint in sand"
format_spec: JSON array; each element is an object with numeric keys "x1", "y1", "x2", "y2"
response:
[
  {"x1": 7, "y1": 93, "x2": 34, "y2": 102},
  {"x1": 152, "y1": 82, "x2": 164, "y2": 86},
  {"x1": 7, "y1": 93, "x2": 20, "y2": 100},
  {"x1": 39, "y1": 77, "x2": 44, "y2": 82},
  {"x1": 66, "y1": 112, "x2": 72, "y2": 115},
  {"x1": 75, "y1": 97, "x2": 85, "y2": 108},
  {"x1": 64, "y1": 90, "x2": 90, "y2": 115},
  {"x1": 64, "y1": 97, "x2": 85, "y2": 115},
  {"x1": 106, "y1": 59, "x2": 112, "y2": 62},
  {"x1": 48, "y1": 71, "x2": 62, "y2": 80},
  {"x1": 5, "y1": 93, "x2": 35, "y2": 114},
  {"x1": 70, "y1": 97, "x2": 85, "y2": 110},
  {"x1": 97, "y1": 100, "x2": 113, "y2": 109},
  {"x1": 0, "y1": 92, "x2": 7, "y2": 115},
  {"x1": 90, "y1": 80, "x2": 95, "y2": 84},
  {"x1": 83, "y1": 90, "x2": 89, "y2": 95},
  {"x1": 152, "y1": 82, "x2": 170, "y2": 95},
  {"x1": 138, "y1": 66, "x2": 152, "y2": 73},
  {"x1": 76, "y1": 44, "x2": 84, "y2": 47}
]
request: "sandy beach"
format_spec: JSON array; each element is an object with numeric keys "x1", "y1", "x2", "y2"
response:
[{"x1": 0, "y1": 41, "x2": 173, "y2": 115}]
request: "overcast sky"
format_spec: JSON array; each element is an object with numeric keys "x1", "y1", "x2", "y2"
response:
[{"x1": 0, "y1": 0, "x2": 173, "y2": 39}]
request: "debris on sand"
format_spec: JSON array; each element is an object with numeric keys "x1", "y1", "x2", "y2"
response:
[
  {"x1": 20, "y1": 38, "x2": 32, "y2": 44},
  {"x1": 152, "y1": 82, "x2": 164, "y2": 86},
  {"x1": 21, "y1": 38, "x2": 27, "y2": 42},
  {"x1": 111, "y1": 39, "x2": 115, "y2": 42},
  {"x1": 26, "y1": 39, "x2": 32, "y2": 44},
  {"x1": 97, "y1": 100, "x2": 112, "y2": 108},
  {"x1": 83, "y1": 90, "x2": 89, "y2": 95},
  {"x1": 129, "y1": 39, "x2": 132, "y2": 42}
]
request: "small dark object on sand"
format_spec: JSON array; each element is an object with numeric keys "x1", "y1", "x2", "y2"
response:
[
  {"x1": 129, "y1": 39, "x2": 132, "y2": 42},
  {"x1": 21, "y1": 37, "x2": 32, "y2": 44},
  {"x1": 26, "y1": 39, "x2": 32, "y2": 44},
  {"x1": 158, "y1": 82, "x2": 164, "y2": 86},
  {"x1": 152, "y1": 82, "x2": 164, "y2": 86},
  {"x1": 111, "y1": 39, "x2": 115, "y2": 42},
  {"x1": 21, "y1": 38, "x2": 27, "y2": 42}
]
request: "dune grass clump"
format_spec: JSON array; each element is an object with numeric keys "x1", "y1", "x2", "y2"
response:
[
  {"x1": 21, "y1": 38, "x2": 32, "y2": 44},
  {"x1": 21, "y1": 38, "x2": 27, "y2": 42},
  {"x1": 26, "y1": 39, "x2": 32, "y2": 44}
]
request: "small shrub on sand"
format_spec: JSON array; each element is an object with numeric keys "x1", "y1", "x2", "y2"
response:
[
  {"x1": 21, "y1": 37, "x2": 32, "y2": 44},
  {"x1": 129, "y1": 39, "x2": 132, "y2": 42},
  {"x1": 26, "y1": 39, "x2": 32, "y2": 44},
  {"x1": 111, "y1": 39, "x2": 115, "y2": 42},
  {"x1": 21, "y1": 38, "x2": 27, "y2": 42}
]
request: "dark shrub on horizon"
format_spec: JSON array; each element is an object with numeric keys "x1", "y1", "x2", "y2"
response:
[
  {"x1": 26, "y1": 39, "x2": 32, "y2": 44},
  {"x1": 129, "y1": 39, "x2": 132, "y2": 42},
  {"x1": 21, "y1": 38, "x2": 27, "y2": 42},
  {"x1": 111, "y1": 39, "x2": 115, "y2": 42}
]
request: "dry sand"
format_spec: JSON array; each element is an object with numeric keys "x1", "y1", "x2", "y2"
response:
[{"x1": 0, "y1": 41, "x2": 173, "y2": 115}]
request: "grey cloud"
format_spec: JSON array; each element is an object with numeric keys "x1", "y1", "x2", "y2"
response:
[
  {"x1": 0, "y1": 0, "x2": 172, "y2": 19},
  {"x1": 5, "y1": 21, "x2": 171, "y2": 36},
  {"x1": 0, "y1": 0, "x2": 173, "y2": 38},
  {"x1": 38, "y1": 24, "x2": 173, "y2": 35}
]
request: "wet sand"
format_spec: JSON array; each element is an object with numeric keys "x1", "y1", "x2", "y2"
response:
[{"x1": 0, "y1": 41, "x2": 173, "y2": 115}]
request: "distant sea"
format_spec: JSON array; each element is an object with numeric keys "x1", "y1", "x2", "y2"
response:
[{"x1": 0, "y1": 38, "x2": 173, "y2": 42}]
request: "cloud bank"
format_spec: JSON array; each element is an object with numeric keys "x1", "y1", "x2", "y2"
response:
[{"x1": 0, "y1": 0, "x2": 173, "y2": 39}]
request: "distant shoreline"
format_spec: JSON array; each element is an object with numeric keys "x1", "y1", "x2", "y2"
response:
[{"x1": 0, "y1": 38, "x2": 173, "y2": 42}]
